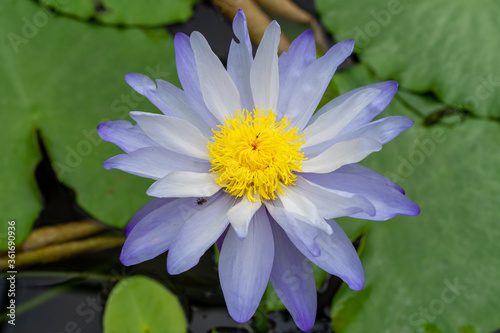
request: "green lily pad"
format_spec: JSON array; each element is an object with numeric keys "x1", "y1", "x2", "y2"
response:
[
  {"x1": 331, "y1": 65, "x2": 500, "y2": 332},
  {"x1": 316, "y1": 0, "x2": 500, "y2": 117},
  {"x1": 40, "y1": 0, "x2": 199, "y2": 26},
  {"x1": 1, "y1": 0, "x2": 179, "y2": 248},
  {"x1": 103, "y1": 275, "x2": 187, "y2": 333}
]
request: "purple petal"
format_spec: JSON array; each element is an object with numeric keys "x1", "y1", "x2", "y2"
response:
[
  {"x1": 125, "y1": 198, "x2": 174, "y2": 236},
  {"x1": 287, "y1": 219, "x2": 365, "y2": 290},
  {"x1": 167, "y1": 193, "x2": 232, "y2": 274},
  {"x1": 286, "y1": 39, "x2": 355, "y2": 130},
  {"x1": 219, "y1": 207, "x2": 274, "y2": 322},
  {"x1": 339, "y1": 116, "x2": 414, "y2": 144},
  {"x1": 216, "y1": 226, "x2": 229, "y2": 251},
  {"x1": 228, "y1": 9, "x2": 254, "y2": 111},
  {"x1": 232, "y1": 9, "x2": 253, "y2": 56},
  {"x1": 335, "y1": 163, "x2": 404, "y2": 193},
  {"x1": 125, "y1": 73, "x2": 178, "y2": 118},
  {"x1": 125, "y1": 72, "x2": 156, "y2": 95},
  {"x1": 103, "y1": 147, "x2": 210, "y2": 180},
  {"x1": 301, "y1": 171, "x2": 420, "y2": 220},
  {"x1": 97, "y1": 120, "x2": 158, "y2": 153},
  {"x1": 303, "y1": 115, "x2": 414, "y2": 158},
  {"x1": 174, "y1": 33, "x2": 204, "y2": 105},
  {"x1": 277, "y1": 30, "x2": 316, "y2": 119},
  {"x1": 270, "y1": 221, "x2": 317, "y2": 331},
  {"x1": 120, "y1": 197, "x2": 205, "y2": 266}
]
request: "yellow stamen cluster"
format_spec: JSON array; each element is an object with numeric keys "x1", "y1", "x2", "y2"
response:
[{"x1": 208, "y1": 108, "x2": 305, "y2": 202}]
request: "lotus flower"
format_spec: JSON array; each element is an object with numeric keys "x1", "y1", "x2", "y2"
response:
[{"x1": 98, "y1": 9, "x2": 419, "y2": 331}]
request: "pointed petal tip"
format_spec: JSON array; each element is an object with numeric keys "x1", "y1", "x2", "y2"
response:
[
  {"x1": 235, "y1": 8, "x2": 246, "y2": 20},
  {"x1": 380, "y1": 80, "x2": 399, "y2": 94},
  {"x1": 96, "y1": 121, "x2": 107, "y2": 138},
  {"x1": 302, "y1": 29, "x2": 314, "y2": 38},
  {"x1": 167, "y1": 250, "x2": 201, "y2": 275},
  {"x1": 338, "y1": 38, "x2": 355, "y2": 52},
  {"x1": 295, "y1": 317, "x2": 315, "y2": 332},
  {"x1": 125, "y1": 73, "x2": 155, "y2": 95},
  {"x1": 231, "y1": 224, "x2": 248, "y2": 240},
  {"x1": 174, "y1": 32, "x2": 189, "y2": 42},
  {"x1": 119, "y1": 249, "x2": 134, "y2": 267},
  {"x1": 409, "y1": 203, "x2": 421, "y2": 216},
  {"x1": 102, "y1": 156, "x2": 116, "y2": 170},
  {"x1": 349, "y1": 278, "x2": 365, "y2": 291},
  {"x1": 389, "y1": 79, "x2": 399, "y2": 89},
  {"x1": 405, "y1": 116, "x2": 415, "y2": 128},
  {"x1": 346, "y1": 269, "x2": 365, "y2": 291},
  {"x1": 229, "y1": 310, "x2": 254, "y2": 324}
]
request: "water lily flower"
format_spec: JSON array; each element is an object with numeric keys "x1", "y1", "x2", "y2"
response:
[{"x1": 97, "y1": 9, "x2": 419, "y2": 331}]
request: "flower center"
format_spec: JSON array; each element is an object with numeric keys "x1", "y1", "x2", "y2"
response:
[{"x1": 208, "y1": 108, "x2": 305, "y2": 202}]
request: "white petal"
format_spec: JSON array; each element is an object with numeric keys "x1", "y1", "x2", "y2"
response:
[
  {"x1": 130, "y1": 111, "x2": 209, "y2": 160},
  {"x1": 103, "y1": 147, "x2": 210, "y2": 180},
  {"x1": 265, "y1": 201, "x2": 321, "y2": 257},
  {"x1": 293, "y1": 176, "x2": 376, "y2": 218},
  {"x1": 190, "y1": 31, "x2": 241, "y2": 123},
  {"x1": 250, "y1": 21, "x2": 280, "y2": 111},
  {"x1": 302, "y1": 138, "x2": 382, "y2": 173},
  {"x1": 301, "y1": 88, "x2": 382, "y2": 148},
  {"x1": 227, "y1": 197, "x2": 262, "y2": 239},
  {"x1": 174, "y1": 33, "x2": 204, "y2": 104},
  {"x1": 150, "y1": 79, "x2": 215, "y2": 136},
  {"x1": 335, "y1": 116, "x2": 414, "y2": 144},
  {"x1": 279, "y1": 186, "x2": 333, "y2": 234},
  {"x1": 228, "y1": 10, "x2": 254, "y2": 111},
  {"x1": 147, "y1": 172, "x2": 220, "y2": 198}
]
